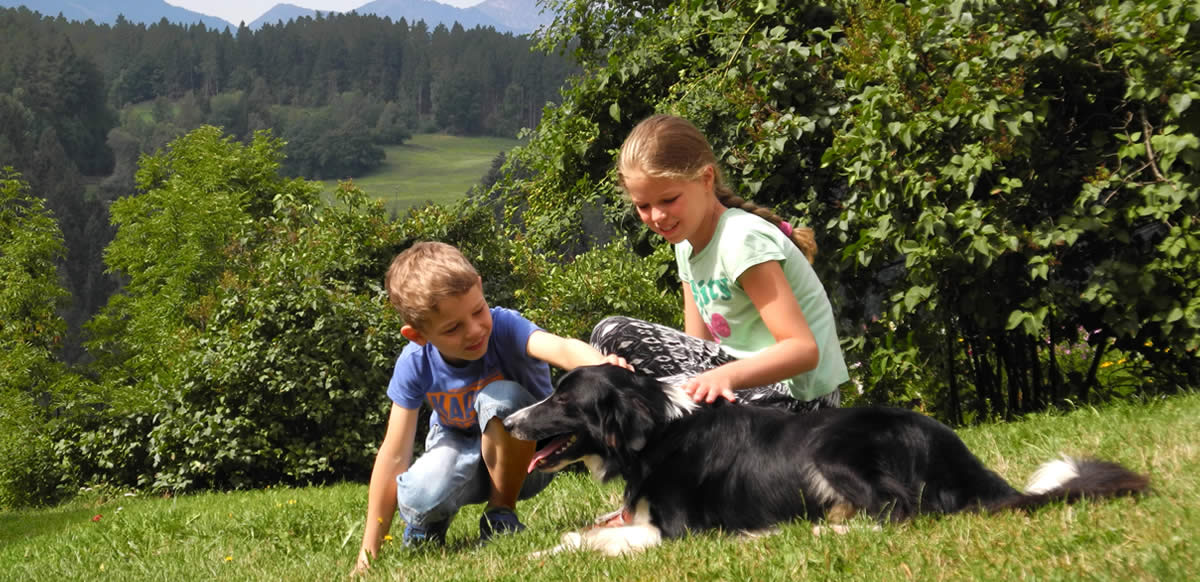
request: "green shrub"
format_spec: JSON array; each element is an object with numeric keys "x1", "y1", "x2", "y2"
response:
[
  {"x1": 508, "y1": 239, "x2": 682, "y2": 341},
  {"x1": 0, "y1": 169, "x2": 74, "y2": 507},
  {"x1": 0, "y1": 349, "x2": 67, "y2": 509}
]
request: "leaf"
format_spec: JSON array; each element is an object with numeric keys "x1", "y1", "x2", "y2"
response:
[
  {"x1": 1006, "y1": 310, "x2": 1030, "y2": 331},
  {"x1": 902, "y1": 285, "x2": 932, "y2": 312},
  {"x1": 1168, "y1": 92, "x2": 1193, "y2": 116}
]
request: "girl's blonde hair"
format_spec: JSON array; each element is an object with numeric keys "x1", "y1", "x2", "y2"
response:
[
  {"x1": 616, "y1": 114, "x2": 817, "y2": 263},
  {"x1": 385, "y1": 241, "x2": 480, "y2": 330}
]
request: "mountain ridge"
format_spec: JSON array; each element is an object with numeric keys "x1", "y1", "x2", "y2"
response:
[{"x1": 0, "y1": 0, "x2": 552, "y2": 33}]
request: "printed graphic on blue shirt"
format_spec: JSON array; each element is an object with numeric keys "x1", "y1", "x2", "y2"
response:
[{"x1": 428, "y1": 371, "x2": 504, "y2": 429}]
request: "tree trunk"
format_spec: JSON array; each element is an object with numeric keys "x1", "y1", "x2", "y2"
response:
[{"x1": 945, "y1": 330, "x2": 962, "y2": 425}]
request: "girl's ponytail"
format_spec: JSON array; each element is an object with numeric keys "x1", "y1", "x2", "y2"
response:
[{"x1": 715, "y1": 189, "x2": 817, "y2": 264}]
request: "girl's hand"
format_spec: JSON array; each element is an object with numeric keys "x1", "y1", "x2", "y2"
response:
[{"x1": 681, "y1": 371, "x2": 736, "y2": 403}]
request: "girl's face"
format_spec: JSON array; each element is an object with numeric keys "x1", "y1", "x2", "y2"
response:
[{"x1": 624, "y1": 165, "x2": 715, "y2": 246}]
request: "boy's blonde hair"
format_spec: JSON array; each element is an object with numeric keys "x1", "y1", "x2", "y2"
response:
[
  {"x1": 617, "y1": 114, "x2": 818, "y2": 263},
  {"x1": 385, "y1": 241, "x2": 480, "y2": 330}
]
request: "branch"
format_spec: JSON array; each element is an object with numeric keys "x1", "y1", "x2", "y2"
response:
[{"x1": 1139, "y1": 107, "x2": 1168, "y2": 183}]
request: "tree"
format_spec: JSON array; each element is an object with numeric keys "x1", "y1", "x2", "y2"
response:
[
  {"x1": 823, "y1": 0, "x2": 1199, "y2": 416},
  {"x1": 490, "y1": 0, "x2": 1199, "y2": 421},
  {"x1": 73, "y1": 126, "x2": 409, "y2": 491},
  {"x1": 0, "y1": 169, "x2": 71, "y2": 507}
]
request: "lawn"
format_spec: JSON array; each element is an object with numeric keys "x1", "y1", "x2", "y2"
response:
[
  {"x1": 3, "y1": 393, "x2": 1196, "y2": 581},
  {"x1": 321, "y1": 134, "x2": 522, "y2": 214}
]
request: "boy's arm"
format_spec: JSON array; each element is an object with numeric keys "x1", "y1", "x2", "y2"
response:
[
  {"x1": 354, "y1": 403, "x2": 420, "y2": 574},
  {"x1": 526, "y1": 329, "x2": 628, "y2": 371}
]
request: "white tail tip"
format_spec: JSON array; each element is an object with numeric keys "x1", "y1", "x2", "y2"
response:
[{"x1": 1025, "y1": 456, "x2": 1080, "y2": 494}]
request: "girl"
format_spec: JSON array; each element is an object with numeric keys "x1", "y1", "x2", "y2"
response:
[{"x1": 592, "y1": 114, "x2": 848, "y2": 412}]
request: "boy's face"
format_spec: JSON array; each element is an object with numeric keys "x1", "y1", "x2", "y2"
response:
[{"x1": 402, "y1": 278, "x2": 493, "y2": 366}]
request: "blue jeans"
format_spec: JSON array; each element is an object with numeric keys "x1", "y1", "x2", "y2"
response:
[{"x1": 396, "y1": 380, "x2": 555, "y2": 529}]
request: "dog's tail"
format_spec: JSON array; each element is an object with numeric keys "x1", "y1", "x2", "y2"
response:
[{"x1": 987, "y1": 456, "x2": 1150, "y2": 512}]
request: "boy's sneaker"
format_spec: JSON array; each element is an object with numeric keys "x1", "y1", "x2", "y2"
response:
[
  {"x1": 479, "y1": 507, "x2": 525, "y2": 543},
  {"x1": 402, "y1": 518, "x2": 450, "y2": 547}
]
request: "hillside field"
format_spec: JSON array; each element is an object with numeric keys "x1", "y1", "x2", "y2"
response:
[{"x1": 321, "y1": 134, "x2": 522, "y2": 213}]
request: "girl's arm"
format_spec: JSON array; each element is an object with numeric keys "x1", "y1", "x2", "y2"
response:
[
  {"x1": 683, "y1": 260, "x2": 819, "y2": 403},
  {"x1": 682, "y1": 283, "x2": 714, "y2": 341},
  {"x1": 354, "y1": 403, "x2": 420, "y2": 574}
]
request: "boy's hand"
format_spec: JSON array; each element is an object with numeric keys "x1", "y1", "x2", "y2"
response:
[
  {"x1": 351, "y1": 548, "x2": 373, "y2": 577},
  {"x1": 604, "y1": 353, "x2": 634, "y2": 371}
]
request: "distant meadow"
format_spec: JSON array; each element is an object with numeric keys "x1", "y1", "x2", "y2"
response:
[{"x1": 321, "y1": 134, "x2": 522, "y2": 213}]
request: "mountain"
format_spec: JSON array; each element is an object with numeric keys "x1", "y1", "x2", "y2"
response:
[
  {"x1": 0, "y1": 0, "x2": 555, "y2": 34},
  {"x1": 354, "y1": 0, "x2": 502, "y2": 29},
  {"x1": 469, "y1": 0, "x2": 553, "y2": 34},
  {"x1": 0, "y1": 0, "x2": 235, "y2": 30},
  {"x1": 250, "y1": 3, "x2": 323, "y2": 28},
  {"x1": 248, "y1": 0, "x2": 552, "y2": 34}
]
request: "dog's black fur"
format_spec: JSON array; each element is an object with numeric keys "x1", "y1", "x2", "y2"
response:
[{"x1": 503, "y1": 365, "x2": 1151, "y2": 554}]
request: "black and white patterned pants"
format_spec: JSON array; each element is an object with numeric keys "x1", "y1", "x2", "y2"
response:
[{"x1": 589, "y1": 316, "x2": 840, "y2": 413}]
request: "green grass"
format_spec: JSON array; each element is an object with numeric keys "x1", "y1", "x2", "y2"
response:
[
  {"x1": 321, "y1": 134, "x2": 522, "y2": 214},
  {"x1": 4, "y1": 393, "x2": 1197, "y2": 581}
]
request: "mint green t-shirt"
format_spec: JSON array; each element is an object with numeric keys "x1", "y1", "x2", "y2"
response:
[{"x1": 676, "y1": 208, "x2": 849, "y2": 401}]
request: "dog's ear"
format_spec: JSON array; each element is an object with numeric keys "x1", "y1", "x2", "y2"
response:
[{"x1": 596, "y1": 389, "x2": 653, "y2": 453}]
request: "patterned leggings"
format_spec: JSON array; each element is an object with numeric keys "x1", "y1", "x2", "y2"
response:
[{"x1": 589, "y1": 316, "x2": 840, "y2": 413}]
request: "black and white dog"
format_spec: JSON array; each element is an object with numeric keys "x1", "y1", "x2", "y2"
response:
[{"x1": 503, "y1": 365, "x2": 1150, "y2": 556}]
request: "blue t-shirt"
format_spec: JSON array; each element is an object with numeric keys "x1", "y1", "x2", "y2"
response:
[{"x1": 387, "y1": 306, "x2": 553, "y2": 431}]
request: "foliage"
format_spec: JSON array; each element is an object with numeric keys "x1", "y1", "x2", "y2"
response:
[
  {"x1": 824, "y1": 0, "x2": 1200, "y2": 419},
  {"x1": 0, "y1": 10, "x2": 116, "y2": 175},
  {"x1": 277, "y1": 103, "x2": 387, "y2": 180},
  {"x1": 0, "y1": 169, "x2": 72, "y2": 507},
  {"x1": 143, "y1": 185, "x2": 407, "y2": 490},
  {"x1": 496, "y1": 0, "x2": 1200, "y2": 422},
  {"x1": 5, "y1": 0, "x2": 1200, "y2": 505},
  {"x1": 0, "y1": 10, "x2": 121, "y2": 360},
  {"x1": 0, "y1": 169, "x2": 68, "y2": 356},
  {"x1": 0, "y1": 6, "x2": 576, "y2": 363},
  {"x1": 72, "y1": 127, "x2": 411, "y2": 491},
  {"x1": 507, "y1": 239, "x2": 682, "y2": 342},
  {"x1": 0, "y1": 7, "x2": 573, "y2": 141}
]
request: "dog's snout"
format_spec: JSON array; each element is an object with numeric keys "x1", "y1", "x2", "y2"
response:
[{"x1": 502, "y1": 404, "x2": 532, "y2": 436}]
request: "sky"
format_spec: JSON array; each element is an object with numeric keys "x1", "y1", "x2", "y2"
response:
[{"x1": 166, "y1": 1, "x2": 483, "y2": 27}]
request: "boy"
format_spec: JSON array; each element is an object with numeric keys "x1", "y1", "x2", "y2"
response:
[{"x1": 354, "y1": 241, "x2": 626, "y2": 573}]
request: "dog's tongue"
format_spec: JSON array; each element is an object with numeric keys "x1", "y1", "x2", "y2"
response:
[{"x1": 527, "y1": 436, "x2": 570, "y2": 474}]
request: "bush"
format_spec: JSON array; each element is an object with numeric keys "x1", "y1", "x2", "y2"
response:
[
  {"x1": 0, "y1": 348, "x2": 67, "y2": 509},
  {"x1": 496, "y1": 0, "x2": 1200, "y2": 421},
  {"x1": 0, "y1": 169, "x2": 73, "y2": 507}
]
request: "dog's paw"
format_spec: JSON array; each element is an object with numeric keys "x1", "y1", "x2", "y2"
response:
[
  {"x1": 529, "y1": 531, "x2": 584, "y2": 558},
  {"x1": 737, "y1": 527, "x2": 782, "y2": 540},
  {"x1": 811, "y1": 523, "x2": 851, "y2": 537},
  {"x1": 811, "y1": 523, "x2": 882, "y2": 537}
]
